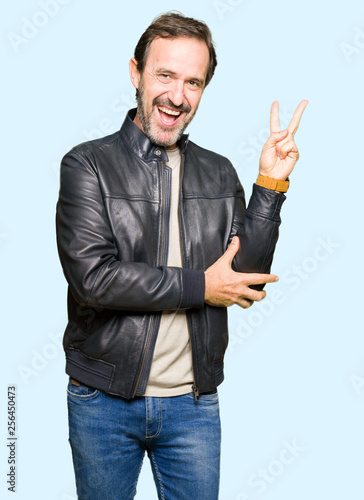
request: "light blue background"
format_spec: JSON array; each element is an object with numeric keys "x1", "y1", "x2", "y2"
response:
[{"x1": 1, "y1": 0, "x2": 363, "y2": 499}]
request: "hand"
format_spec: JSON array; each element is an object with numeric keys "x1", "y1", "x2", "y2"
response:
[
  {"x1": 204, "y1": 237, "x2": 279, "y2": 309},
  {"x1": 259, "y1": 100, "x2": 308, "y2": 180}
]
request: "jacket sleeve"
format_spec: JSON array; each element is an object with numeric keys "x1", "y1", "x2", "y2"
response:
[
  {"x1": 230, "y1": 175, "x2": 286, "y2": 289},
  {"x1": 56, "y1": 152, "x2": 205, "y2": 311}
]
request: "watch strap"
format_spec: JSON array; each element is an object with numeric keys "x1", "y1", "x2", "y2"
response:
[{"x1": 256, "y1": 174, "x2": 289, "y2": 193}]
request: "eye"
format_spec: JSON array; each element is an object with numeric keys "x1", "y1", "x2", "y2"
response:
[
  {"x1": 187, "y1": 80, "x2": 201, "y2": 91},
  {"x1": 157, "y1": 74, "x2": 171, "y2": 83}
]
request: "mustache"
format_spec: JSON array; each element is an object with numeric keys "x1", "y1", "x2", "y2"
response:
[{"x1": 153, "y1": 97, "x2": 191, "y2": 115}]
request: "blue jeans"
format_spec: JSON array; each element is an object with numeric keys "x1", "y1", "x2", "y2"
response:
[{"x1": 67, "y1": 379, "x2": 221, "y2": 499}]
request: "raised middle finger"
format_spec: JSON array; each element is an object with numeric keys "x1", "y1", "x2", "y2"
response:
[{"x1": 287, "y1": 100, "x2": 308, "y2": 137}]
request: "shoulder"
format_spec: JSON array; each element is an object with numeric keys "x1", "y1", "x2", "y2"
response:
[
  {"x1": 60, "y1": 131, "x2": 123, "y2": 174},
  {"x1": 65, "y1": 131, "x2": 121, "y2": 159},
  {"x1": 186, "y1": 140, "x2": 231, "y2": 163},
  {"x1": 183, "y1": 140, "x2": 241, "y2": 194},
  {"x1": 185, "y1": 140, "x2": 237, "y2": 177}
]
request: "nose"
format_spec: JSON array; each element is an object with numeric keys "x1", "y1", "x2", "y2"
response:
[{"x1": 167, "y1": 79, "x2": 185, "y2": 107}]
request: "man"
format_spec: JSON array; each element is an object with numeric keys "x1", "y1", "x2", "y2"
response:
[{"x1": 56, "y1": 12, "x2": 307, "y2": 500}]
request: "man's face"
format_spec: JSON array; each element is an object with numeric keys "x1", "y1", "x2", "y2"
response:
[{"x1": 130, "y1": 36, "x2": 210, "y2": 149}]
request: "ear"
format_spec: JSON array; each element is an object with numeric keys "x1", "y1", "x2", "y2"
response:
[{"x1": 129, "y1": 58, "x2": 141, "y2": 90}]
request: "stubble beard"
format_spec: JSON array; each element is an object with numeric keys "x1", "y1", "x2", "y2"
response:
[{"x1": 136, "y1": 81, "x2": 195, "y2": 148}]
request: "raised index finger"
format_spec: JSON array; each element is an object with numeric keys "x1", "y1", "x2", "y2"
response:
[
  {"x1": 270, "y1": 101, "x2": 280, "y2": 133},
  {"x1": 242, "y1": 273, "x2": 279, "y2": 285},
  {"x1": 287, "y1": 100, "x2": 309, "y2": 137}
]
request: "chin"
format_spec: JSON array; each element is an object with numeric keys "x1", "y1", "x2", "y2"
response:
[{"x1": 151, "y1": 127, "x2": 183, "y2": 148}]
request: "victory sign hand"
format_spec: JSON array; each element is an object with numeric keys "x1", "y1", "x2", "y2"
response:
[{"x1": 259, "y1": 100, "x2": 308, "y2": 180}]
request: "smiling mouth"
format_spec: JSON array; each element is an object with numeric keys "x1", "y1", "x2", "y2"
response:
[{"x1": 157, "y1": 105, "x2": 183, "y2": 127}]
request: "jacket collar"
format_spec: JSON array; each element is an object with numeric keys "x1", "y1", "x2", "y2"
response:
[{"x1": 119, "y1": 108, "x2": 189, "y2": 162}]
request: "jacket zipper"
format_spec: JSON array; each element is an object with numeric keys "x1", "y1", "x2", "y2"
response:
[
  {"x1": 179, "y1": 152, "x2": 200, "y2": 402},
  {"x1": 132, "y1": 159, "x2": 170, "y2": 397}
]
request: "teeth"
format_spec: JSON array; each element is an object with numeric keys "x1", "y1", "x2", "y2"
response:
[{"x1": 158, "y1": 106, "x2": 181, "y2": 116}]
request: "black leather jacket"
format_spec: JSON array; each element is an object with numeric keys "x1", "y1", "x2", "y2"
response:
[{"x1": 56, "y1": 108, "x2": 286, "y2": 399}]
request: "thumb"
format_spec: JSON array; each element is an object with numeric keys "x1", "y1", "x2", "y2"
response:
[{"x1": 224, "y1": 236, "x2": 240, "y2": 265}]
